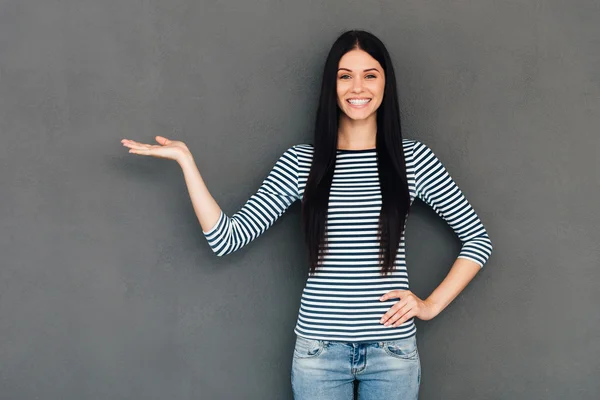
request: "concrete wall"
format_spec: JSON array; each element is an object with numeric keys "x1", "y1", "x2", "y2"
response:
[{"x1": 1, "y1": 0, "x2": 598, "y2": 398}]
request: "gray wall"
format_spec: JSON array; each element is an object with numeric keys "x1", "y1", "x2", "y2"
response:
[{"x1": 1, "y1": 0, "x2": 598, "y2": 398}]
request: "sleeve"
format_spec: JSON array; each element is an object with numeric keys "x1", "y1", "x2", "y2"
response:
[
  {"x1": 413, "y1": 140, "x2": 493, "y2": 267},
  {"x1": 202, "y1": 146, "x2": 300, "y2": 256}
]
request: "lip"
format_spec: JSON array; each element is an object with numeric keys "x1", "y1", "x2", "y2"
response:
[{"x1": 346, "y1": 98, "x2": 372, "y2": 109}]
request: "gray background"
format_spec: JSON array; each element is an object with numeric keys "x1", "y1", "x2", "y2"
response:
[{"x1": 1, "y1": 0, "x2": 598, "y2": 398}]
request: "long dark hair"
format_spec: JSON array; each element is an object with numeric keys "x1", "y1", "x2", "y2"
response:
[{"x1": 301, "y1": 30, "x2": 411, "y2": 276}]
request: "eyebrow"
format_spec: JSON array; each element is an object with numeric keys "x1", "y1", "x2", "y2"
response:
[{"x1": 338, "y1": 68, "x2": 380, "y2": 73}]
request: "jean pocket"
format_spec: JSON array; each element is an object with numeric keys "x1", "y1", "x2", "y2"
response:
[
  {"x1": 383, "y1": 336, "x2": 419, "y2": 360},
  {"x1": 293, "y1": 335, "x2": 324, "y2": 359}
]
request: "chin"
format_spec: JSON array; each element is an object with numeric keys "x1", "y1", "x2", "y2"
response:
[{"x1": 344, "y1": 109, "x2": 376, "y2": 121}]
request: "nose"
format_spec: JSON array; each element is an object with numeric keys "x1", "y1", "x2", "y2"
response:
[{"x1": 351, "y1": 76, "x2": 363, "y2": 93}]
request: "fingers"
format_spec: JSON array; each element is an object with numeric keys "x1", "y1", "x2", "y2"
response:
[
  {"x1": 380, "y1": 291, "x2": 421, "y2": 327},
  {"x1": 380, "y1": 303, "x2": 415, "y2": 327},
  {"x1": 121, "y1": 140, "x2": 155, "y2": 157},
  {"x1": 380, "y1": 297, "x2": 408, "y2": 325},
  {"x1": 391, "y1": 309, "x2": 416, "y2": 328},
  {"x1": 128, "y1": 148, "x2": 153, "y2": 155},
  {"x1": 121, "y1": 139, "x2": 150, "y2": 148},
  {"x1": 379, "y1": 289, "x2": 407, "y2": 302},
  {"x1": 384, "y1": 304, "x2": 411, "y2": 327},
  {"x1": 122, "y1": 139, "x2": 184, "y2": 161}
]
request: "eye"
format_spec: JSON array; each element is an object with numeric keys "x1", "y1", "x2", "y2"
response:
[
  {"x1": 365, "y1": 74, "x2": 377, "y2": 79},
  {"x1": 339, "y1": 74, "x2": 351, "y2": 80}
]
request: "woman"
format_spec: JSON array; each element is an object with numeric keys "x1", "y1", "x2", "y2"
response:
[{"x1": 121, "y1": 30, "x2": 492, "y2": 399}]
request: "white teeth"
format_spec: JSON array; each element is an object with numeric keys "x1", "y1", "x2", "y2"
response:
[{"x1": 348, "y1": 99, "x2": 371, "y2": 105}]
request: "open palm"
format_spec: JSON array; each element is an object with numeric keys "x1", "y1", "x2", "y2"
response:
[{"x1": 121, "y1": 136, "x2": 191, "y2": 162}]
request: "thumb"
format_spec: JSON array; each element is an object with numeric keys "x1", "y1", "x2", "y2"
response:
[
  {"x1": 380, "y1": 290, "x2": 406, "y2": 301},
  {"x1": 155, "y1": 136, "x2": 170, "y2": 145}
]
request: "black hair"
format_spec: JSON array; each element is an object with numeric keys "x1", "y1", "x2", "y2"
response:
[{"x1": 301, "y1": 30, "x2": 411, "y2": 276}]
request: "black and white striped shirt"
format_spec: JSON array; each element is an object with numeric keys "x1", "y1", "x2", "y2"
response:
[{"x1": 203, "y1": 139, "x2": 493, "y2": 342}]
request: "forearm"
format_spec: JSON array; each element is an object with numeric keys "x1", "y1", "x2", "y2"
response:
[
  {"x1": 424, "y1": 258, "x2": 481, "y2": 316},
  {"x1": 177, "y1": 152, "x2": 222, "y2": 233}
]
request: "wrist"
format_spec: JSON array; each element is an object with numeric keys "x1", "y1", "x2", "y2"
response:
[
  {"x1": 424, "y1": 297, "x2": 443, "y2": 317},
  {"x1": 177, "y1": 150, "x2": 195, "y2": 166}
]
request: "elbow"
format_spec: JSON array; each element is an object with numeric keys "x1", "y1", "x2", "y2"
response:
[
  {"x1": 461, "y1": 232, "x2": 493, "y2": 268},
  {"x1": 205, "y1": 232, "x2": 237, "y2": 257},
  {"x1": 485, "y1": 232, "x2": 493, "y2": 254},
  {"x1": 208, "y1": 242, "x2": 237, "y2": 257},
  {"x1": 481, "y1": 235, "x2": 493, "y2": 267},
  {"x1": 208, "y1": 247, "x2": 232, "y2": 257}
]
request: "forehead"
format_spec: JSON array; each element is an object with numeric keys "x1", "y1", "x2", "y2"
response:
[{"x1": 338, "y1": 49, "x2": 382, "y2": 71}]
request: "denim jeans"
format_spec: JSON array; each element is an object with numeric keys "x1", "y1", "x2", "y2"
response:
[{"x1": 291, "y1": 334, "x2": 421, "y2": 400}]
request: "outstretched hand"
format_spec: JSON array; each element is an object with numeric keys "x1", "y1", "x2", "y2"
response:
[
  {"x1": 379, "y1": 290, "x2": 440, "y2": 328},
  {"x1": 121, "y1": 136, "x2": 191, "y2": 163}
]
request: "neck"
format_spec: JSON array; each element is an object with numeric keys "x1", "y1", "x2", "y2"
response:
[{"x1": 337, "y1": 113, "x2": 377, "y2": 150}]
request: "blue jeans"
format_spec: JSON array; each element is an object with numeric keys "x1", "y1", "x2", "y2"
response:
[{"x1": 291, "y1": 334, "x2": 421, "y2": 399}]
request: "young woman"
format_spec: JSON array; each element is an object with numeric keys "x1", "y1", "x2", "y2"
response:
[{"x1": 121, "y1": 30, "x2": 492, "y2": 399}]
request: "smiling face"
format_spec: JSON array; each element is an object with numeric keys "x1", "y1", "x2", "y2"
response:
[{"x1": 336, "y1": 49, "x2": 386, "y2": 122}]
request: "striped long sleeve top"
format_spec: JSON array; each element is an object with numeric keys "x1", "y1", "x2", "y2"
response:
[{"x1": 203, "y1": 139, "x2": 493, "y2": 342}]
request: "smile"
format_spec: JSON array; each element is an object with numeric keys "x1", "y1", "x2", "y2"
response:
[{"x1": 347, "y1": 98, "x2": 371, "y2": 105}]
